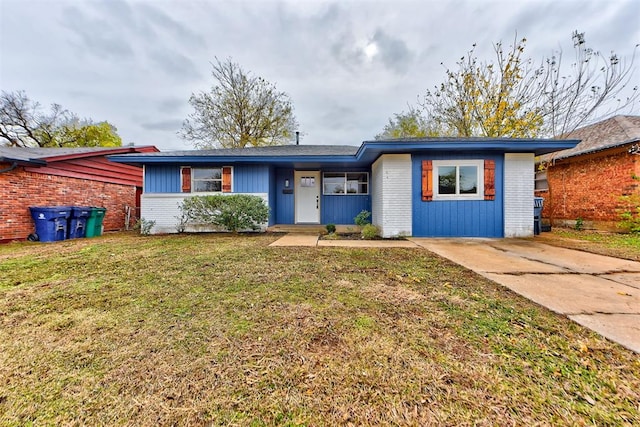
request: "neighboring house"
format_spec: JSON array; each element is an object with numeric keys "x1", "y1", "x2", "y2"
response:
[
  {"x1": 0, "y1": 145, "x2": 159, "y2": 243},
  {"x1": 110, "y1": 137, "x2": 577, "y2": 238},
  {"x1": 535, "y1": 115, "x2": 640, "y2": 231}
]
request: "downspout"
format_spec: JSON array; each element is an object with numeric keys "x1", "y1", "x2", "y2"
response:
[{"x1": 0, "y1": 162, "x2": 18, "y2": 173}]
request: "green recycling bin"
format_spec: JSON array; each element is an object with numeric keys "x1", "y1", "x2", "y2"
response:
[{"x1": 85, "y1": 207, "x2": 106, "y2": 237}]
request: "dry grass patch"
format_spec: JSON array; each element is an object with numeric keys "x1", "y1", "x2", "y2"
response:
[{"x1": 0, "y1": 232, "x2": 638, "y2": 426}]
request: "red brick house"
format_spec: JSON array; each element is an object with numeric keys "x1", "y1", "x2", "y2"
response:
[
  {"x1": 0, "y1": 145, "x2": 158, "y2": 243},
  {"x1": 535, "y1": 115, "x2": 640, "y2": 231}
]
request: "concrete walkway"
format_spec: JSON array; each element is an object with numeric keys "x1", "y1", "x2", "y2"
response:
[
  {"x1": 269, "y1": 234, "x2": 420, "y2": 248},
  {"x1": 268, "y1": 234, "x2": 321, "y2": 247},
  {"x1": 410, "y1": 238, "x2": 640, "y2": 353}
]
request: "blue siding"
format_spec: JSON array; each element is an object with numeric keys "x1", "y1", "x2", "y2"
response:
[
  {"x1": 145, "y1": 165, "x2": 180, "y2": 193},
  {"x1": 275, "y1": 169, "x2": 295, "y2": 224},
  {"x1": 268, "y1": 166, "x2": 276, "y2": 225},
  {"x1": 273, "y1": 168, "x2": 371, "y2": 225},
  {"x1": 321, "y1": 194, "x2": 370, "y2": 224},
  {"x1": 234, "y1": 164, "x2": 270, "y2": 193},
  {"x1": 412, "y1": 153, "x2": 504, "y2": 237},
  {"x1": 144, "y1": 164, "x2": 270, "y2": 194},
  {"x1": 320, "y1": 167, "x2": 371, "y2": 224}
]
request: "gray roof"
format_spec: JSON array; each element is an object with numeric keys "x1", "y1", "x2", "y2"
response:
[
  {"x1": 136, "y1": 144, "x2": 361, "y2": 157},
  {"x1": 0, "y1": 146, "x2": 50, "y2": 164},
  {"x1": 543, "y1": 115, "x2": 640, "y2": 161},
  {"x1": 0, "y1": 146, "x2": 130, "y2": 159},
  {"x1": 0, "y1": 145, "x2": 157, "y2": 164}
]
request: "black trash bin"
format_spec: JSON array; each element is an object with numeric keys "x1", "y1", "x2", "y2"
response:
[
  {"x1": 534, "y1": 197, "x2": 544, "y2": 235},
  {"x1": 29, "y1": 206, "x2": 73, "y2": 242},
  {"x1": 68, "y1": 206, "x2": 92, "y2": 239}
]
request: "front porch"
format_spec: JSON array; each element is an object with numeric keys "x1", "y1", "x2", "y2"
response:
[{"x1": 267, "y1": 224, "x2": 362, "y2": 234}]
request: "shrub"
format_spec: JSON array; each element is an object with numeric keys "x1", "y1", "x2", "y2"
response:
[
  {"x1": 361, "y1": 223, "x2": 379, "y2": 240},
  {"x1": 326, "y1": 223, "x2": 336, "y2": 234},
  {"x1": 618, "y1": 194, "x2": 640, "y2": 233},
  {"x1": 179, "y1": 195, "x2": 269, "y2": 232},
  {"x1": 135, "y1": 218, "x2": 156, "y2": 235},
  {"x1": 323, "y1": 232, "x2": 341, "y2": 240},
  {"x1": 574, "y1": 217, "x2": 584, "y2": 231},
  {"x1": 354, "y1": 210, "x2": 371, "y2": 226}
]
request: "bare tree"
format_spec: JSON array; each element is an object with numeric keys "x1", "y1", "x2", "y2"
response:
[
  {"x1": 181, "y1": 58, "x2": 298, "y2": 149},
  {"x1": 0, "y1": 91, "x2": 69, "y2": 147},
  {"x1": 0, "y1": 90, "x2": 121, "y2": 147},
  {"x1": 417, "y1": 32, "x2": 637, "y2": 138},
  {"x1": 539, "y1": 31, "x2": 638, "y2": 137}
]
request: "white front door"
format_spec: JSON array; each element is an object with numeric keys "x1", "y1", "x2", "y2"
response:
[{"x1": 295, "y1": 171, "x2": 321, "y2": 223}]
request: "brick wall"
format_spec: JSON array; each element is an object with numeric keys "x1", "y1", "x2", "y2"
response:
[
  {"x1": 535, "y1": 147, "x2": 639, "y2": 230},
  {"x1": 1, "y1": 164, "x2": 137, "y2": 242}
]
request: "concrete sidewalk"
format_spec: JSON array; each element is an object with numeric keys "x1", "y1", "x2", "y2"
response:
[
  {"x1": 269, "y1": 234, "x2": 420, "y2": 248},
  {"x1": 410, "y1": 238, "x2": 640, "y2": 353}
]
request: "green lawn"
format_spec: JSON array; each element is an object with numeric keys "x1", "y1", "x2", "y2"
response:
[
  {"x1": 1, "y1": 233, "x2": 638, "y2": 426},
  {"x1": 537, "y1": 229, "x2": 640, "y2": 261}
]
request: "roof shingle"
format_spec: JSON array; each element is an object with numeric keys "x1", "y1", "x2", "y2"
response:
[
  {"x1": 130, "y1": 145, "x2": 360, "y2": 157},
  {"x1": 545, "y1": 115, "x2": 640, "y2": 160}
]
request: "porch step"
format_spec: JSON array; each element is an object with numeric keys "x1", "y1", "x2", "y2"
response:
[
  {"x1": 268, "y1": 224, "x2": 361, "y2": 234},
  {"x1": 268, "y1": 225, "x2": 325, "y2": 234}
]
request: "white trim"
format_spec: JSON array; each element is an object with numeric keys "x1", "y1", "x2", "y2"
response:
[
  {"x1": 504, "y1": 153, "x2": 535, "y2": 237},
  {"x1": 534, "y1": 169, "x2": 548, "y2": 192},
  {"x1": 322, "y1": 171, "x2": 369, "y2": 195},
  {"x1": 432, "y1": 159, "x2": 484, "y2": 201},
  {"x1": 188, "y1": 165, "x2": 234, "y2": 194},
  {"x1": 294, "y1": 170, "x2": 321, "y2": 224},
  {"x1": 371, "y1": 154, "x2": 412, "y2": 238}
]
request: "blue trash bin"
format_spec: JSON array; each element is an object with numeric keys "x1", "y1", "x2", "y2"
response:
[
  {"x1": 534, "y1": 197, "x2": 544, "y2": 235},
  {"x1": 68, "y1": 206, "x2": 91, "y2": 239},
  {"x1": 29, "y1": 206, "x2": 73, "y2": 242}
]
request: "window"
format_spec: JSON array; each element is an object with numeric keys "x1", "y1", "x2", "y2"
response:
[
  {"x1": 300, "y1": 176, "x2": 316, "y2": 187},
  {"x1": 323, "y1": 172, "x2": 368, "y2": 195},
  {"x1": 181, "y1": 166, "x2": 232, "y2": 193},
  {"x1": 535, "y1": 170, "x2": 548, "y2": 191},
  {"x1": 192, "y1": 168, "x2": 222, "y2": 192},
  {"x1": 433, "y1": 160, "x2": 484, "y2": 200}
]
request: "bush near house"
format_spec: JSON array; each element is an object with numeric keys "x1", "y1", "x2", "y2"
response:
[
  {"x1": 178, "y1": 194, "x2": 269, "y2": 232},
  {"x1": 361, "y1": 223, "x2": 380, "y2": 239},
  {"x1": 618, "y1": 194, "x2": 640, "y2": 233},
  {"x1": 354, "y1": 210, "x2": 371, "y2": 226}
]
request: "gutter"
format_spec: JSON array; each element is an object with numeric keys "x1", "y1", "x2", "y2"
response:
[
  {"x1": 0, "y1": 157, "x2": 46, "y2": 172},
  {"x1": 0, "y1": 162, "x2": 18, "y2": 173},
  {"x1": 110, "y1": 139, "x2": 581, "y2": 165}
]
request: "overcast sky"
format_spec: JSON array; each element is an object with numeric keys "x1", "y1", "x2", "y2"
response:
[{"x1": 1, "y1": 0, "x2": 638, "y2": 151}]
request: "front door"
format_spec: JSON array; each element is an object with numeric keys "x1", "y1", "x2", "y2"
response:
[{"x1": 295, "y1": 171, "x2": 321, "y2": 223}]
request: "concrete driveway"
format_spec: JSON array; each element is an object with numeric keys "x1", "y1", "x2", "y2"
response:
[{"x1": 410, "y1": 238, "x2": 640, "y2": 353}]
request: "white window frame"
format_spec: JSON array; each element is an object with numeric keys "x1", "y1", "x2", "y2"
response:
[
  {"x1": 433, "y1": 160, "x2": 484, "y2": 200},
  {"x1": 322, "y1": 172, "x2": 369, "y2": 195},
  {"x1": 191, "y1": 166, "x2": 232, "y2": 193},
  {"x1": 535, "y1": 169, "x2": 548, "y2": 191}
]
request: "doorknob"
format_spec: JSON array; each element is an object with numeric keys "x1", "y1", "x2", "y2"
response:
[{"x1": 316, "y1": 196, "x2": 319, "y2": 209}]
